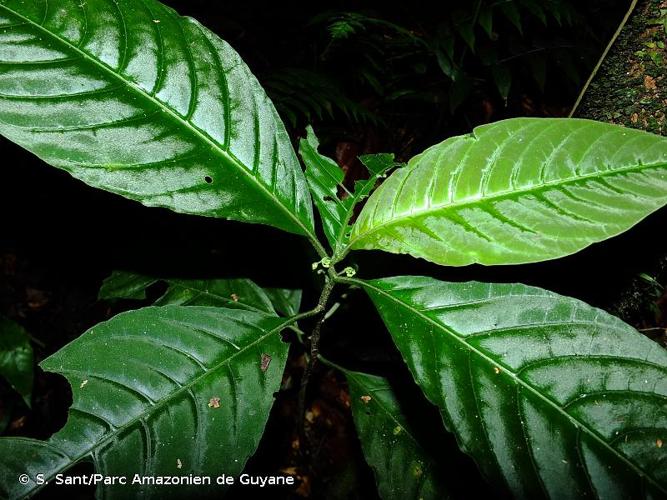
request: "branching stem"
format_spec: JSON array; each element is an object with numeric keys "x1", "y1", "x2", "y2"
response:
[{"x1": 296, "y1": 270, "x2": 338, "y2": 453}]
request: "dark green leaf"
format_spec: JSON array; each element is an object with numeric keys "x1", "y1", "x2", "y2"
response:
[
  {"x1": 0, "y1": 316, "x2": 33, "y2": 407},
  {"x1": 263, "y1": 288, "x2": 303, "y2": 317},
  {"x1": 345, "y1": 369, "x2": 451, "y2": 499},
  {"x1": 99, "y1": 271, "x2": 302, "y2": 316},
  {"x1": 0, "y1": 306, "x2": 290, "y2": 499},
  {"x1": 529, "y1": 55, "x2": 547, "y2": 92},
  {"x1": 455, "y1": 22, "x2": 475, "y2": 52},
  {"x1": 500, "y1": 3, "x2": 522, "y2": 33},
  {"x1": 519, "y1": 0, "x2": 547, "y2": 25},
  {"x1": 358, "y1": 276, "x2": 667, "y2": 498},
  {"x1": 478, "y1": 6, "x2": 494, "y2": 38},
  {"x1": 154, "y1": 279, "x2": 276, "y2": 312},
  {"x1": 557, "y1": 51, "x2": 582, "y2": 85},
  {"x1": 156, "y1": 279, "x2": 303, "y2": 317},
  {"x1": 435, "y1": 48, "x2": 457, "y2": 81},
  {"x1": 448, "y1": 71, "x2": 471, "y2": 113},
  {"x1": 98, "y1": 271, "x2": 158, "y2": 301},
  {"x1": 359, "y1": 153, "x2": 396, "y2": 177},
  {"x1": 0, "y1": 0, "x2": 314, "y2": 236},
  {"x1": 492, "y1": 64, "x2": 512, "y2": 101},
  {"x1": 348, "y1": 118, "x2": 667, "y2": 266},
  {"x1": 0, "y1": 439, "x2": 70, "y2": 499}
]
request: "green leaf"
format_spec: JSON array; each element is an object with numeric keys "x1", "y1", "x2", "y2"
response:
[
  {"x1": 455, "y1": 22, "x2": 475, "y2": 53},
  {"x1": 358, "y1": 275, "x2": 667, "y2": 498},
  {"x1": 0, "y1": 439, "x2": 70, "y2": 499},
  {"x1": 0, "y1": 306, "x2": 290, "y2": 498},
  {"x1": 99, "y1": 271, "x2": 302, "y2": 316},
  {"x1": 0, "y1": 0, "x2": 314, "y2": 236},
  {"x1": 154, "y1": 279, "x2": 277, "y2": 312},
  {"x1": 98, "y1": 271, "x2": 158, "y2": 301},
  {"x1": 348, "y1": 118, "x2": 667, "y2": 266},
  {"x1": 478, "y1": 6, "x2": 494, "y2": 38},
  {"x1": 345, "y1": 369, "x2": 451, "y2": 500},
  {"x1": 156, "y1": 279, "x2": 303, "y2": 316},
  {"x1": 500, "y1": 2, "x2": 522, "y2": 34},
  {"x1": 359, "y1": 153, "x2": 396, "y2": 177},
  {"x1": 491, "y1": 64, "x2": 511, "y2": 101},
  {"x1": 301, "y1": 126, "x2": 349, "y2": 251},
  {"x1": 263, "y1": 288, "x2": 303, "y2": 317},
  {"x1": 529, "y1": 55, "x2": 547, "y2": 92},
  {"x1": 301, "y1": 127, "x2": 395, "y2": 256},
  {"x1": 448, "y1": 71, "x2": 471, "y2": 113},
  {"x1": 0, "y1": 316, "x2": 33, "y2": 407},
  {"x1": 519, "y1": 0, "x2": 547, "y2": 25},
  {"x1": 435, "y1": 48, "x2": 457, "y2": 81}
]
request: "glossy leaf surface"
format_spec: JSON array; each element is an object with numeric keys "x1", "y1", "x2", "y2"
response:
[
  {"x1": 359, "y1": 276, "x2": 667, "y2": 498},
  {"x1": 99, "y1": 271, "x2": 301, "y2": 316},
  {"x1": 98, "y1": 271, "x2": 158, "y2": 301},
  {"x1": 0, "y1": 0, "x2": 314, "y2": 236},
  {"x1": 0, "y1": 316, "x2": 33, "y2": 406},
  {"x1": 0, "y1": 306, "x2": 289, "y2": 498},
  {"x1": 154, "y1": 278, "x2": 276, "y2": 312},
  {"x1": 262, "y1": 288, "x2": 303, "y2": 317},
  {"x1": 157, "y1": 279, "x2": 302, "y2": 316},
  {"x1": 349, "y1": 118, "x2": 667, "y2": 266},
  {"x1": 345, "y1": 369, "x2": 451, "y2": 500},
  {"x1": 300, "y1": 126, "x2": 395, "y2": 255}
]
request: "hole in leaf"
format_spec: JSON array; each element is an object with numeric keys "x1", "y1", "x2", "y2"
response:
[
  {"x1": 18, "y1": 369, "x2": 73, "y2": 439},
  {"x1": 204, "y1": 176, "x2": 213, "y2": 184},
  {"x1": 323, "y1": 195, "x2": 334, "y2": 201}
]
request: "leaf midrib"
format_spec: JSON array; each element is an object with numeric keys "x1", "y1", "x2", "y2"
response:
[
  {"x1": 346, "y1": 158, "x2": 667, "y2": 253},
  {"x1": 25, "y1": 309, "x2": 289, "y2": 500},
  {"x1": 347, "y1": 371, "x2": 429, "y2": 459},
  {"x1": 346, "y1": 371, "x2": 434, "y2": 493},
  {"x1": 0, "y1": 4, "x2": 314, "y2": 238},
  {"x1": 355, "y1": 278, "x2": 666, "y2": 494}
]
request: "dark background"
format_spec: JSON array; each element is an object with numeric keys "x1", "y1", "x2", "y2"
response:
[{"x1": 2, "y1": 1, "x2": 666, "y2": 498}]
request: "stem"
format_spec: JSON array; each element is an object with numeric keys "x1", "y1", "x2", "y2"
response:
[
  {"x1": 307, "y1": 234, "x2": 329, "y2": 260},
  {"x1": 569, "y1": 0, "x2": 638, "y2": 117},
  {"x1": 297, "y1": 275, "x2": 337, "y2": 452},
  {"x1": 332, "y1": 274, "x2": 361, "y2": 287}
]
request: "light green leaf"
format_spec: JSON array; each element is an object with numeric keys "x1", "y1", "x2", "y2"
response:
[
  {"x1": 345, "y1": 369, "x2": 451, "y2": 500},
  {"x1": 0, "y1": 0, "x2": 314, "y2": 236},
  {"x1": 301, "y1": 126, "x2": 395, "y2": 256},
  {"x1": 98, "y1": 271, "x2": 158, "y2": 301},
  {"x1": 0, "y1": 316, "x2": 33, "y2": 407},
  {"x1": 0, "y1": 306, "x2": 290, "y2": 499},
  {"x1": 348, "y1": 118, "x2": 667, "y2": 266},
  {"x1": 358, "y1": 275, "x2": 667, "y2": 498}
]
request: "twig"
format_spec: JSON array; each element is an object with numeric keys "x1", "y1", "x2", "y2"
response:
[{"x1": 569, "y1": 0, "x2": 639, "y2": 117}]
